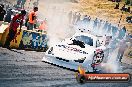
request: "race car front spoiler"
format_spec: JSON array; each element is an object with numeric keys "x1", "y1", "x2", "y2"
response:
[{"x1": 42, "y1": 54, "x2": 81, "y2": 71}]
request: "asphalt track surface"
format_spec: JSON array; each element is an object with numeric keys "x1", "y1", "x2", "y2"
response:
[{"x1": 0, "y1": 47, "x2": 132, "y2": 87}]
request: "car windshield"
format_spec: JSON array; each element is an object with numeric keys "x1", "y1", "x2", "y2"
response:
[{"x1": 75, "y1": 35, "x2": 93, "y2": 46}]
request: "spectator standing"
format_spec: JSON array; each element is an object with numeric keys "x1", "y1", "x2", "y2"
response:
[
  {"x1": 72, "y1": 12, "x2": 77, "y2": 25},
  {"x1": 4, "y1": 10, "x2": 26, "y2": 49},
  {"x1": 0, "y1": 4, "x2": 6, "y2": 26},
  {"x1": 121, "y1": 4, "x2": 127, "y2": 12},
  {"x1": 117, "y1": 39, "x2": 128, "y2": 62},
  {"x1": 103, "y1": 21, "x2": 108, "y2": 31},
  {"x1": 127, "y1": 7, "x2": 130, "y2": 12},
  {"x1": 83, "y1": 15, "x2": 89, "y2": 23},
  {"x1": 116, "y1": 0, "x2": 121, "y2": 2},
  {"x1": 4, "y1": 8, "x2": 13, "y2": 23},
  {"x1": 38, "y1": 19, "x2": 47, "y2": 33},
  {"x1": 118, "y1": 26, "x2": 126, "y2": 40},
  {"x1": 98, "y1": 19, "x2": 102, "y2": 29},
  {"x1": 6, "y1": 4, "x2": 9, "y2": 11},
  {"x1": 33, "y1": 0, "x2": 39, "y2": 7},
  {"x1": 76, "y1": 13, "x2": 81, "y2": 24},
  {"x1": 68, "y1": 11, "x2": 72, "y2": 24},
  {"x1": 93, "y1": 18, "x2": 98, "y2": 30},
  {"x1": 107, "y1": 38, "x2": 119, "y2": 58},
  {"x1": 21, "y1": 0, "x2": 26, "y2": 9},
  {"x1": 114, "y1": 3, "x2": 119, "y2": 9},
  {"x1": 112, "y1": 26, "x2": 118, "y2": 37},
  {"x1": 126, "y1": 16, "x2": 132, "y2": 23},
  {"x1": 125, "y1": 0, "x2": 130, "y2": 5},
  {"x1": 106, "y1": 23, "x2": 112, "y2": 34},
  {"x1": 16, "y1": 0, "x2": 21, "y2": 8},
  {"x1": 27, "y1": 7, "x2": 38, "y2": 30}
]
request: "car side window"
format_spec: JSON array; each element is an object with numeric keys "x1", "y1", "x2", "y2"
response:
[{"x1": 96, "y1": 40, "x2": 101, "y2": 47}]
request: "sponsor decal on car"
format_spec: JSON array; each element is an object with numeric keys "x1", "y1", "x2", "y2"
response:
[{"x1": 57, "y1": 45, "x2": 88, "y2": 54}]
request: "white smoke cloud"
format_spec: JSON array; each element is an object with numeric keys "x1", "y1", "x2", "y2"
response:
[
  {"x1": 43, "y1": 2, "x2": 75, "y2": 46},
  {"x1": 101, "y1": 48, "x2": 122, "y2": 73}
]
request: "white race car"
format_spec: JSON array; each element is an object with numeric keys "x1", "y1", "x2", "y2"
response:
[{"x1": 42, "y1": 33, "x2": 111, "y2": 73}]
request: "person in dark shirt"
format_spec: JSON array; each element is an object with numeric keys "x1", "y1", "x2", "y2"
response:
[
  {"x1": 127, "y1": 7, "x2": 130, "y2": 12},
  {"x1": 117, "y1": 39, "x2": 128, "y2": 62},
  {"x1": 4, "y1": 8, "x2": 13, "y2": 23},
  {"x1": 126, "y1": 16, "x2": 132, "y2": 23},
  {"x1": 0, "y1": 4, "x2": 6, "y2": 26},
  {"x1": 117, "y1": 26, "x2": 126, "y2": 40},
  {"x1": 125, "y1": 0, "x2": 130, "y2": 5},
  {"x1": 93, "y1": 18, "x2": 98, "y2": 30},
  {"x1": 4, "y1": 10, "x2": 26, "y2": 49},
  {"x1": 76, "y1": 13, "x2": 81, "y2": 24},
  {"x1": 114, "y1": 3, "x2": 119, "y2": 9},
  {"x1": 21, "y1": 0, "x2": 26, "y2": 9},
  {"x1": 121, "y1": 4, "x2": 128, "y2": 12}
]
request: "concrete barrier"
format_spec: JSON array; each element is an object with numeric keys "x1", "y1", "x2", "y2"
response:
[
  {"x1": 19, "y1": 30, "x2": 48, "y2": 51},
  {"x1": 0, "y1": 24, "x2": 9, "y2": 46},
  {"x1": 10, "y1": 28, "x2": 23, "y2": 48},
  {"x1": 0, "y1": 24, "x2": 48, "y2": 52}
]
